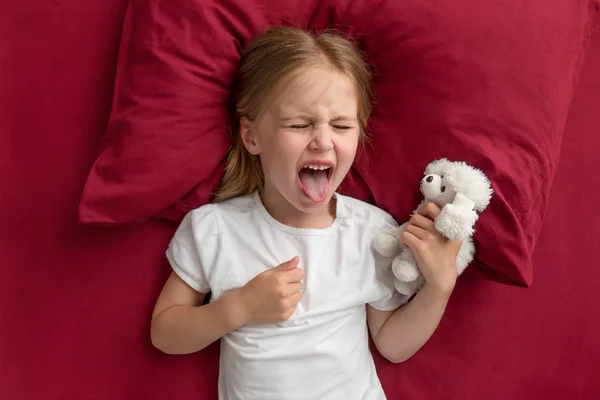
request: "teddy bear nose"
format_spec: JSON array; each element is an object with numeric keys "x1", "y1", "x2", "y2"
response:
[{"x1": 426, "y1": 175, "x2": 433, "y2": 183}]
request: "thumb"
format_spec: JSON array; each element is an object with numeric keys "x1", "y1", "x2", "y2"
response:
[{"x1": 277, "y1": 256, "x2": 299, "y2": 270}]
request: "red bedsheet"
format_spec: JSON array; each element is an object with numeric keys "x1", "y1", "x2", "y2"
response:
[{"x1": 1, "y1": 2, "x2": 598, "y2": 399}]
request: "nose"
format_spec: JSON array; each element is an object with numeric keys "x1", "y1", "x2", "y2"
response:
[
  {"x1": 426, "y1": 175, "x2": 433, "y2": 183},
  {"x1": 308, "y1": 125, "x2": 333, "y2": 152}
]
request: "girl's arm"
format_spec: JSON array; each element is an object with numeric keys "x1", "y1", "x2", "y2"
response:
[
  {"x1": 367, "y1": 282, "x2": 453, "y2": 363},
  {"x1": 150, "y1": 272, "x2": 247, "y2": 355},
  {"x1": 151, "y1": 257, "x2": 304, "y2": 355},
  {"x1": 367, "y1": 202, "x2": 461, "y2": 363}
]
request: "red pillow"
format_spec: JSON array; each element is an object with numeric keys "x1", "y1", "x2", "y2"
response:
[{"x1": 79, "y1": 0, "x2": 598, "y2": 287}]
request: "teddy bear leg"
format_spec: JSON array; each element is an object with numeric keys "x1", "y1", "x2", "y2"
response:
[
  {"x1": 392, "y1": 251, "x2": 420, "y2": 283},
  {"x1": 394, "y1": 279, "x2": 415, "y2": 296},
  {"x1": 395, "y1": 275, "x2": 426, "y2": 296},
  {"x1": 414, "y1": 276, "x2": 425, "y2": 292}
]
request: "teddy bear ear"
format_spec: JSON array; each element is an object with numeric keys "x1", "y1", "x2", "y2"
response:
[{"x1": 425, "y1": 158, "x2": 454, "y2": 175}]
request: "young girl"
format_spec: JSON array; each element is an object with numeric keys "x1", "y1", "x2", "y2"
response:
[{"x1": 151, "y1": 26, "x2": 461, "y2": 400}]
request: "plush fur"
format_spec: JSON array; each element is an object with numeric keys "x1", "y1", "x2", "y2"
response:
[{"x1": 373, "y1": 158, "x2": 493, "y2": 296}]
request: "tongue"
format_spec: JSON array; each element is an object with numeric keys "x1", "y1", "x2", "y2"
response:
[{"x1": 298, "y1": 169, "x2": 329, "y2": 202}]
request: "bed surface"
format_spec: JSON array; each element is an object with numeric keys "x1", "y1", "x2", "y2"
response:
[{"x1": 1, "y1": 2, "x2": 598, "y2": 399}]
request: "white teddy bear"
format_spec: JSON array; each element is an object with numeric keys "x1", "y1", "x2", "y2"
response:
[{"x1": 373, "y1": 158, "x2": 493, "y2": 296}]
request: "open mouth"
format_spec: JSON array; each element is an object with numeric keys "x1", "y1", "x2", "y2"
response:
[{"x1": 297, "y1": 163, "x2": 334, "y2": 203}]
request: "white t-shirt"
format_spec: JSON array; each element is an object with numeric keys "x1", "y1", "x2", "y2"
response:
[{"x1": 166, "y1": 191, "x2": 409, "y2": 400}]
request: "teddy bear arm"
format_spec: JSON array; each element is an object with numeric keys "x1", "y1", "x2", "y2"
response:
[{"x1": 373, "y1": 228, "x2": 404, "y2": 258}]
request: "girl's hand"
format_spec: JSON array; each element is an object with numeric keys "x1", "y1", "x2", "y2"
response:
[
  {"x1": 401, "y1": 203, "x2": 462, "y2": 294},
  {"x1": 238, "y1": 256, "x2": 304, "y2": 325}
]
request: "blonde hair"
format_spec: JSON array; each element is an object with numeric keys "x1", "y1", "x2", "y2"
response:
[{"x1": 215, "y1": 26, "x2": 373, "y2": 202}]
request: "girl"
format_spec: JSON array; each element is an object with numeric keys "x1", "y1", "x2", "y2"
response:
[{"x1": 151, "y1": 26, "x2": 461, "y2": 400}]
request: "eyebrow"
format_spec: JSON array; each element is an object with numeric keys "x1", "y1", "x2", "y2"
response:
[{"x1": 280, "y1": 115, "x2": 357, "y2": 122}]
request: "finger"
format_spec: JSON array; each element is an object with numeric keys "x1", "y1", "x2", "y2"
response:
[
  {"x1": 405, "y1": 223, "x2": 431, "y2": 241},
  {"x1": 416, "y1": 202, "x2": 441, "y2": 220},
  {"x1": 401, "y1": 230, "x2": 422, "y2": 251},
  {"x1": 409, "y1": 213, "x2": 435, "y2": 231},
  {"x1": 281, "y1": 305, "x2": 297, "y2": 321},
  {"x1": 287, "y1": 282, "x2": 303, "y2": 294},
  {"x1": 276, "y1": 256, "x2": 300, "y2": 271},
  {"x1": 283, "y1": 267, "x2": 305, "y2": 283},
  {"x1": 287, "y1": 291, "x2": 302, "y2": 306}
]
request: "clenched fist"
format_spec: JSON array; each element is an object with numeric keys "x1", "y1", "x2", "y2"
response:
[{"x1": 238, "y1": 256, "x2": 304, "y2": 324}]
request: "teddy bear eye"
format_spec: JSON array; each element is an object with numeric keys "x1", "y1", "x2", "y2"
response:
[
  {"x1": 440, "y1": 175, "x2": 444, "y2": 179},
  {"x1": 441, "y1": 185, "x2": 446, "y2": 192}
]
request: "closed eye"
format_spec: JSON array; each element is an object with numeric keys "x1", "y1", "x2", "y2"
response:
[
  {"x1": 289, "y1": 124, "x2": 310, "y2": 130},
  {"x1": 332, "y1": 125, "x2": 353, "y2": 130}
]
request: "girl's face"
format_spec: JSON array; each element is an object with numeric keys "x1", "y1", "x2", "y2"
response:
[{"x1": 241, "y1": 66, "x2": 360, "y2": 218}]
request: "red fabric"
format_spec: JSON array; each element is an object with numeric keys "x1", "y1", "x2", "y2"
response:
[
  {"x1": 2, "y1": 1, "x2": 600, "y2": 400},
  {"x1": 79, "y1": 0, "x2": 597, "y2": 287}
]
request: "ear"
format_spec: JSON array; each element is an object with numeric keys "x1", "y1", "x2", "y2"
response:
[
  {"x1": 434, "y1": 192, "x2": 478, "y2": 241},
  {"x1": 240, "y1": 117, "x2": 261, "y2": 155}
]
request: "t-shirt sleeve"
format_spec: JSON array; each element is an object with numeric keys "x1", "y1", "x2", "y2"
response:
[
  {"x1": 165, "y1": 207, "x2": 219, "y2": 293},
  {"x1": 368, "y1": 216, "x2": 412, "y2": 311}
]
